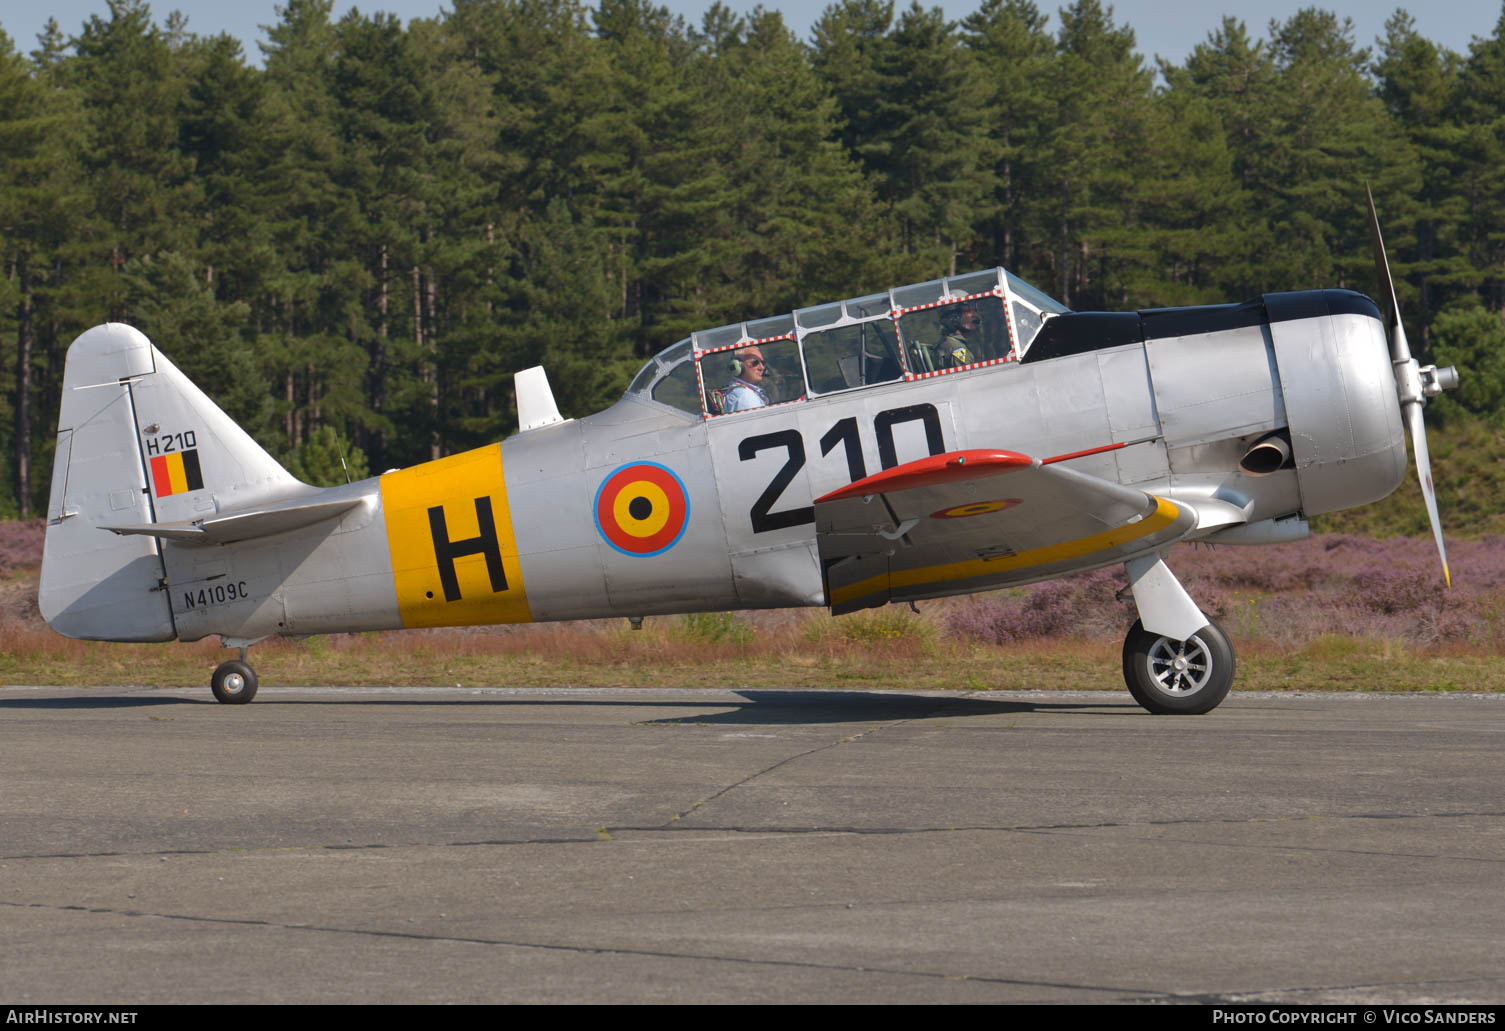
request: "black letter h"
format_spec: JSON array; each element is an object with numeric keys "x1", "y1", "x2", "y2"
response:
[{"x1": 427, "y1": 498, "x2": 508, "y2": 602}]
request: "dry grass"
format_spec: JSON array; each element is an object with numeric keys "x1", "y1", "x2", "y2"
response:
[
  {"x1": 5, "y1": 517, "x2": 1501, "y2": 696},
  {"x1": 3, "y1": 605, "x2": 1499, "y2": 695}
]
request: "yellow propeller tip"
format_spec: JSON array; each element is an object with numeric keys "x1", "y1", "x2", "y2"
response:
[{"x1": 1444, "y1": 566, "x2": 1452, "y2": 589}]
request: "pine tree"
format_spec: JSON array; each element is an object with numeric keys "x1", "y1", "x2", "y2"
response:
[
  {"x1": 259, "y1": 0, "x2": 374, "y2": 463},
  {"x1": 119, "y1": 250, "x2": 275, "y2": 443},
  {"x1": 685, "y1": 7, "x2": 887, "y2": 316},
  {"x1": 0, "y1": 28, "x2": 98, "y2": 516},
  {"x1": 961, "y1": 0, "x2": 1054, "y2": 273},
  {"x1": 873, "y1": 3, "x2": 997, "y2": 276},
  {"x1": 1449, "y1": 5, "x2": 1505, "y2": 313},
  {"x1": 1374, "y1": 10, "x2": 1470, "y2": 337},
  {"x1": 1429, "y1": 298, "x2": 1505, "y2": 425},
  {"x1": 1166, "y1": 17, "x2": 1279, "y2": 192},
  {"x1": 1034, "y1": 0, "x2": 1155, "y2": 307},
  {"x1": 810, "y1": 0, "x2": 897, "y2": 173},
  {"x1": 64, "y1": 0, "x2": 196, "y2": 309},
  {"x1": 286, "y1": 424, "x2": 370, "y2": 485},
  {"x1": 402, "y1": 11, "x2": 503, "y2": 457},
  {"x1": 594, "y1": 0, "x2": 736, "y2": 351},
  {"x1": 0, "y1": 30, "x2": 44, "y2": 515},
  {"x1": 177, "y1": 31, "x2": 276, "y2": 312},
  {"x1": 1255, "y1": 9, "x2": 1419, "y2": 294},
  {"x1": 439, "y1": 0, "x2": 621, "y2": 443},
  {"x1": 1161, "y1": 17, "x2": 1278, "y2": 298}
]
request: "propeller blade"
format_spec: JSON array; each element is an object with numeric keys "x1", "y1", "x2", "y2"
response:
[
  {"x1": 1367, "y1": 187, "x2": 1450, "y2": 587},
  {"x1": 1366, "y1": 186, "x2": 1396, "y2": 340},
  {"x1": 1365, "y1": 186, "x2": 1412, "y2": 367},
  {"x1": 1403, "y1": 401, "x2": 1450, "y2": 589}
]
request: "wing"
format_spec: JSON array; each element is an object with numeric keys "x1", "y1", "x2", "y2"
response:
[{"x1": 814, "y1": 449, "x2": 1196, "y2": 614}]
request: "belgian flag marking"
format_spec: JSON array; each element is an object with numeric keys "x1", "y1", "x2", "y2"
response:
[{"x1": 150, "y1": 449, "x2": 205, "y2": 497}]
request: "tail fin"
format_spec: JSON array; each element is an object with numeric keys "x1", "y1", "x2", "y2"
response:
[{"x1": 40, "y1": 324, "x2": 299, "y2": 641}]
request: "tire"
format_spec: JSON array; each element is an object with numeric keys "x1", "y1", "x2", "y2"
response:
[
  {"x1": 1121, "y1": 617, "x2": 1234, "y2": 715},
  {"x1": 211, "y1": 660, "x2": 258, "y2": 705}
]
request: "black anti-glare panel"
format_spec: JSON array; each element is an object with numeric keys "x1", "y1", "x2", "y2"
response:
[
  {"x1": 1139, "y1": 298, "x2": 1266, "y2": 339},
  {"x1": 1020, "y1": 312, "x2": 1144, "y2": 363},
  {"x1": 1264, "y1": 289, "x2": 1382, "y2": 324},
  {"x1": 1020, "y1": 289, "x2": 1384, "y2": 365}
]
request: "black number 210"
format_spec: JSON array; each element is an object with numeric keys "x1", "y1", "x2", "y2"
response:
[{"x1": 739, "y1": 404, "x2": 944, "y2": 534}]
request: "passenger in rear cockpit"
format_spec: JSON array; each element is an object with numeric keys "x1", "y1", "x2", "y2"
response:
[{"x1": 937, "y1": 303, "x2": 979, "y2": 367}]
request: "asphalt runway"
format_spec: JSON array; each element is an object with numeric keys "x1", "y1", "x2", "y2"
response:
[{"x1": 2, "y1": 685, "x2": 1503, "y2": 1004}]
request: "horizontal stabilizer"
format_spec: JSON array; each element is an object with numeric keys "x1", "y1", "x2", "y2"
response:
[{"x1": 102, "y1": 495, "x2": 364, "y2": 546}]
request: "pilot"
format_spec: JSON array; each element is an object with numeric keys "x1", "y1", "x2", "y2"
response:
[
  {"x1": 936, "y1": 303, "x2": 980, "y2": 367},
  {"x1": 723, "y1": 347, "x2": 771, "y2": 412}
]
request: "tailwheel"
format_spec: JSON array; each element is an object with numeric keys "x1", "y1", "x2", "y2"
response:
[
  {"x1": 211, "y1": 660, "x2": 258, "y2": 705},
  {"x1": 1121, "y1": 617, "x2": 1234, "y2": 715}
]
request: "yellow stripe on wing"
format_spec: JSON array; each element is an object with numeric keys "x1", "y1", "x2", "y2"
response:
[{"x1": 830, "y1": 496, "x2": 1185, "y2": 608}]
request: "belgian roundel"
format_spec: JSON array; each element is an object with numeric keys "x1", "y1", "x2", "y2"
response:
[
  {"x1": 931, "y1": 498, "x2": 1022, "y2": 520},
  {"x1": 594, "y1": 462, "x2": 690, "y2": 557}
]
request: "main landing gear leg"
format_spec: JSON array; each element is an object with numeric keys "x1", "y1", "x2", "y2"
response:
[
  {"x1": 1120, "y1": 553, "x2": 1234, "y2": 715},
  {"x1": 211, "y1": 645, "x2": 259, "y2": 705}
]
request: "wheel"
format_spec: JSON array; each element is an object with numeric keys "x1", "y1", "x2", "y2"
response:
[
  {"x1": 211, "y1": 660, "x2": 258, "y2": 705},
  {"x1": 1121, "y1": 617, "x2": 1234, "y2": 715}
]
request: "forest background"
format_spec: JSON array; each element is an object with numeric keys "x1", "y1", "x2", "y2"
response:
[{"x1": 3, "y1": 0, "x2": 1505, "y2": 525}]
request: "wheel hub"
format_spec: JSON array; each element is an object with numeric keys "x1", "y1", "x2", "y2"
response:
[
  {"x1": 1146, "y1": 636, "x2": 1213, "y2": 695},
  {"x1": 224, "y1": 673, "x2": 244, "y2": 692}
]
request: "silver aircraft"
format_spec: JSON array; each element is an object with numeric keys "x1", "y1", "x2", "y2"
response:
[{"x1": 38, "y1": 197, "x2": 1457, "y2": 713}]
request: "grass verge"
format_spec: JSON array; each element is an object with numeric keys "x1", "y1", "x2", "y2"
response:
[{"x1": 2, "y1": 617, "x2": 1499, "y2": 695}]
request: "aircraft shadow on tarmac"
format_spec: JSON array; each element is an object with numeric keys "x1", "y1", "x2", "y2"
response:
[
  {"x1": 0, "y1": 689, "x2": 1130, "y2": 721},
  {"x1": 0, "y1": 695, "x2": 188, "y2": 709},
  {"x1": 640, "y1": 691, "x2": 1125, "y2": 725}
]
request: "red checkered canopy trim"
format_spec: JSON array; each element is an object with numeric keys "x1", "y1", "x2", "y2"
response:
[
  {"x1": 894, "y1": 288, "x2": 1019, "y2": 380},
  {"x1": 692, "y1": 332, "x2": 796, "y2": 359}
]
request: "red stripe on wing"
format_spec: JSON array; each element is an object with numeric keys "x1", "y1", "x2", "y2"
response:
[{"x1": 815, "y1": 449, "x2": 1035, "y2": 504}]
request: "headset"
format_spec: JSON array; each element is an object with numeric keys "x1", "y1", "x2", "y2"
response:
[
  {"x1": 940, "y1": 302, "x2": 978, "y2": 334},
  {"x1": 729, "y1": 352, "x2": 765, "y2": 378}
]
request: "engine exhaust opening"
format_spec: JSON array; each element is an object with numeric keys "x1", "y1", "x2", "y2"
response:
[{"x1": 1240, "y1": 430, "x2": 1293, "y2": 476}]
